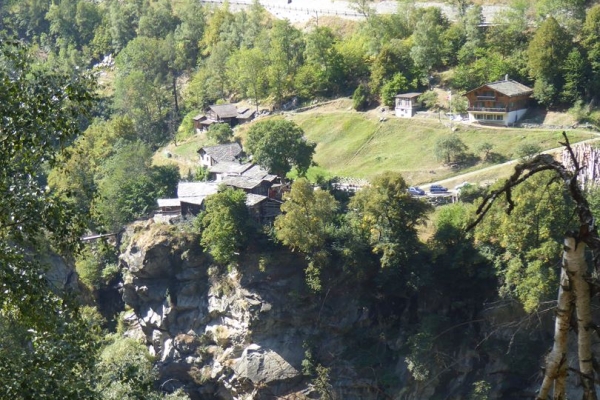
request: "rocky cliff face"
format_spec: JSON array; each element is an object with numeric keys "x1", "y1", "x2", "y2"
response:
[
  {"x1": 117, "y1": 221, "x2": 583, "y2": 399},
  {"x1": 119, "y1": 221, "x2": 329, "y2": 399}
]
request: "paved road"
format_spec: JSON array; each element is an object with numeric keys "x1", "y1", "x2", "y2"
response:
[{"x1": 202, "y1": 0, "x2": 507, "y2": 23}]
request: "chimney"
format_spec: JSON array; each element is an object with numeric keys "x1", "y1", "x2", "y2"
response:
[{"x1": 505, "y1": 74, "x2": 509, "y2": 81}]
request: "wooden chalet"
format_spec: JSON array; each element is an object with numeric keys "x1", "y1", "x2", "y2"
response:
[
  {"x1": 465, "y1": 77, "x2": 533, "y2": 126},
  {"x1": 193, "y1": 105, "x2": 256, "y2": 132},
  {"x1": 246, "y1": 194, "x2": 282, "y2": 224},
  {"x1": 395, "y1": 92, "x2": 422, "y2": 118},
  {"x1": 198, "y1": 142, "x2": 243, "y2": 168}
]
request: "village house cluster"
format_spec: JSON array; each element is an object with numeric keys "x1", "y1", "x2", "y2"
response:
[{"x1": 155, "y1": 101, "x2": 288, "y2": 224}]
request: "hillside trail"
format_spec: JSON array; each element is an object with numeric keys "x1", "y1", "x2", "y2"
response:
[{"x1": 421, "y1": 134, "x2": 600, "y2": 191}]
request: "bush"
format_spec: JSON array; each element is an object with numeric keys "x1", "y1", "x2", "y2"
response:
[
  {"x1": 515, "y1": 142, "x2": 542, "y2": 160},
  {"x1": 352, "y1": 83, "x2": 370, "y2": 111},
  {"x1": 419, "y1": 90, "x2": 439, "y2": 110},
  {"x1": 207, "y1": 123, "x2": 233, "y2": 144}
]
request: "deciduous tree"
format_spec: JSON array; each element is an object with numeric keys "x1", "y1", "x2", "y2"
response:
[
  {"x1": 246, "y1": 119, "x2": 315, "y2": 178},
  {"x1": 200, "y1": 188, "x2": 250, "y2": 265}
]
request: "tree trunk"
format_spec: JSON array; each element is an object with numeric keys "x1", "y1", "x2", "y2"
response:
[
  {"x1": 537, "y1": 248, "x2": 574, "y2": 400},
  {"x1": 563, "y1": 237, "x2": 597, "y2": 400}
]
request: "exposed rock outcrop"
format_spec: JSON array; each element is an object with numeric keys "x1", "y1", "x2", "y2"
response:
[{"x1": 116, "y1": 220, "x2": 579, "y2": 399}]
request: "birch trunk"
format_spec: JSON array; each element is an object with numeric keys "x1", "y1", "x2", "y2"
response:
[
  {"x1": 537, "y1": 249, "x2": 574, "y2": 400},
  {"x1": 563, "y1": 237, "x2": 597, "y2": 400}
]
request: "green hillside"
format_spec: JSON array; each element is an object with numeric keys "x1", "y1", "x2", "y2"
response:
[
  {"x1": 154, "y1": 108, "x2": 598, "y2": 185},
  {"x1": 292, "y1": 112, "x2": 596, "y2": 184}
]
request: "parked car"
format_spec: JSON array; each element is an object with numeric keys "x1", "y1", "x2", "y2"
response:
[
  {"x1": 408, "y1": 186, "x2": 425, "y2": 196},
  {"x1": 429, "y1": 185, "x2": 448, "y2": 193}
]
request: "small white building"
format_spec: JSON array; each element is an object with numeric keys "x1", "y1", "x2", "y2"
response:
[{"x1": 395, "y1": 92, "x2": 422, "y2": 118}]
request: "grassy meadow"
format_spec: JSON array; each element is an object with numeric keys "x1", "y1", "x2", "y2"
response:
[{"x1": 154, "y1": 105, "x2": 598, "y2": 186}]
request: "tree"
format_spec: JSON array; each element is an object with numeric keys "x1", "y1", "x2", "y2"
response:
[
  {"x1": 301, "y1": 27, "x2": 345, "y2": 96},
  {"x1": 527, "y1": 16, "x2": 571, "y2": 105},
  {"x1": 581, "y1": 5, "x2": 600, "y2": 95},
  {"x1": 246, "y1": 119, "x2": 316, "y2": 178},
  {"x1": 469, "y1": 137, "x2": 599, "y2": 398},
  {"x1": 275, "y1": 179, "x2": 339, "y2": 291},
  {"x1": 0, "y1": 37, "x2": 98, "y2": 399},
  {"x1": 200, "y1": 188, "x2": 250, "y2": 265},
  {"x1": 434, "y1": 135, "x2": 467, "y2": 164},
  {"x1": 137, "y1": 0, "x2": 179, "y2": 39},
  {"x1": 370, "y1": 40, "x2": 416, "y2": 96},
  {"x1": 560, "y1": 47, "x2": 587, "y2": 103},
  {"x1": 347, "y1": 172, "x2": 432, "y2": 294},
  {"x1": 353, "y1": 83, "x2": 370, "y2": 111},
  {"x1": 207, "y1": 123, "x2": 234, "y2": 144},
  {"x1": 93, "y1": 141, "x2": 179, "y2": 231},
  {"x1": 227, "y1": 47, "x2": 267, "y2": 113},
  {"x1": 410, "y1": 8, "x2": 448, "y2": 74},
  {"x1": 477, "y1": 142, "x2": 493, "y2": 162},
  {"x1": 380, "y1": 73, "x2": 408, "y2": 107}
]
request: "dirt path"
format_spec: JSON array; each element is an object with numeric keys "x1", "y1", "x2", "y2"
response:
[{"x1": 420, "y1": 135, "x2": 600, "y2": 191}]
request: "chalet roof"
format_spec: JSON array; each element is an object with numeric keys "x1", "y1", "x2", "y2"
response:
[
  {"x1": 468, "y1": 79, "x2": 533, "y2": 97},
  {"x1": 209, "y1": 161, "x2": 253, "y2": 175},
  {"x1": 179, "y1": 196, "x2": 208, "y2": 206},
  {"x1": 240, "y1": 164, "x2": 278, "y2": 182},
  {"x1": 177, "y1": 182, "x2": 219, "y2": 198},
  {"x1": 193, "y1": 114, "x2": 205, "y2": 121},
  {"x1": 198, "y1": 142, "x2": 243, "y2": 163},
  {"x1": 237, "y1": 108, "x2": 256, "y2": 119},
  {"x1": 157, "y1": 198, "x2": 181, "y2": 207},
  {"x1": 209, "y1": 104, "x2": 238, "y2": 118},
  {"x1": 222, "y1": 176, "x2": 265, "y2": 190},
  {"x1": 245, "y1": 193, "x2": 267, "y2": 207},
  {"x1": 395, "y1": 92, "x2": 422, "y2": 99}
]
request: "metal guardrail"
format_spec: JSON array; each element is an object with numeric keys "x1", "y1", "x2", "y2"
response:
[{"x1": 200, "y1": 0, "x2": 363, "y2": 17}]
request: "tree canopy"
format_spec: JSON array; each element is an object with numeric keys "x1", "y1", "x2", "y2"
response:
[{"x1": 246, "y1": 119, "x2": 315, "y2": 178}]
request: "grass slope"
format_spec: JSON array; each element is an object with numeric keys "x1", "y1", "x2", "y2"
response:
[
  {"x1": 154, "y1": 105, "x2": 597, "y2": 185},
  {"x1": 292, "y1": 111, "x2": 596, "y2": 184}
]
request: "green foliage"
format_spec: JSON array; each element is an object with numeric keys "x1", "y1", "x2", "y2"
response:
[
  {"x1": 275, "y1": 179, "x2": 338, "y2": 290},
  {"x1": 381, "y1": 73, "x2": 408, "y2": 107},
  {"x1": 527, "y1": 16, "x2": 571, "y2": 104},
  {"x1": 207, "y1": 123, "x2": 234, "y2": 144},
  {"x1": 347, "y1": 172, "x2": 432, "y2": 293},
  {"x1": 246, "y1": 119, "x2": 315, "y2": 178},
  {"x1": 370, "y1": 40, "x2": 415, "y2": 95},
  {"x1": 200, "y1": 188, "x2": 250, "y2": 265},
  {"x1": 405, "y1": 331, "x2": 433, "y2": 381},
  {"x1": 469, "y1": 381, "x2": 491, "y2": 400},
  {"x1": 477, "y1": 142, "x2": 494, "y2": 161},
  {"x1": 353, "y1": 83, "x2": 370, "y2": 111},
  {"x1": 93, "y1": 141, "x2": 180, "y2": 231},
  {"x1": 434, "y1": 134, "x2": 468, "y2": 164},
  {"x1": 194, "y1": 166, "x2": 210, "y2": 181},
  {"x1": 515, "y1": 142, "x2": 542, "y2": 160},
  {"x1": 475, "y1": 172, "x2": 576, "y2": 312},
  {"x1": 96, "y1": 336, "x2": 157, "y2": 399},
  {"x1": 410, "y1": 7, "x2": 448, "y2": 73},
  {"x1": 418, "y1": 90, "x2": 438, "y2": 109},
  {"x1": 75, "y1": 241, "x2": 120, "y2": 291},
  {"x1": 227, "y1": 47, "x2": 267, "y2": 110},
  {"x1": 275, "y1": 179, "x2": 339, "y2": 255},
  {"x1": 0, "y1": 36, "x2": 98, "y2": 400}
]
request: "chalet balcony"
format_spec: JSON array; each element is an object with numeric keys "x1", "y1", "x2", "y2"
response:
[{"x1": 468, "y1": 106, "x2": 507, "y2": 113}]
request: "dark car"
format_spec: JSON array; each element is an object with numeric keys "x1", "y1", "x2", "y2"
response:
[
  {"x1": 429, "y1": 185, "x2": 448, "y2": 193},
  {"x1": 408, "y1": 186, "x2": 425, "y2": 196}
]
